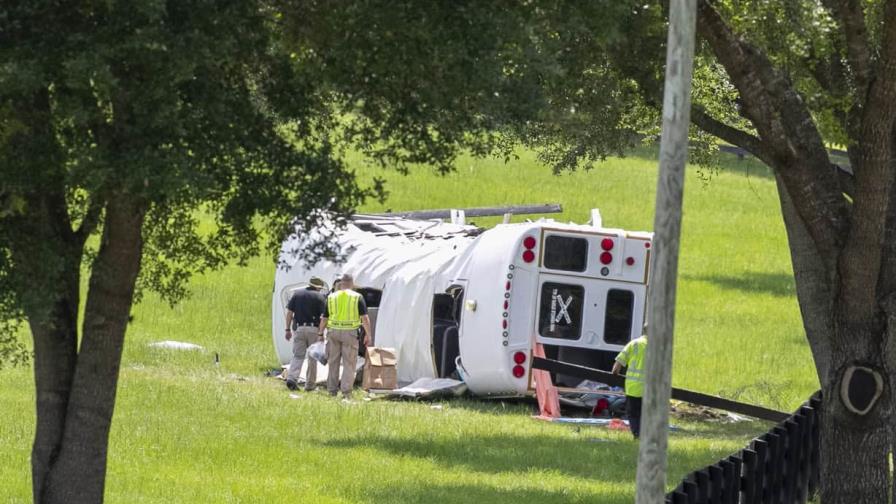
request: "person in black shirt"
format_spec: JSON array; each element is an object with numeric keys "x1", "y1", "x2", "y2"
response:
[{"x1": 284, "y1": 277, "x2": 327, "y2": 391}]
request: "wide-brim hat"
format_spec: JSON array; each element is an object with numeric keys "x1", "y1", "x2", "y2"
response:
[{"x1": 308, "y1": 276, "x2": 326, "y2": 289}]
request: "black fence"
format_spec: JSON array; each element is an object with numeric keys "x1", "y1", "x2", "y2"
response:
[{"x1": 667, "y1": 393, "x2": 822, "y2": 504}]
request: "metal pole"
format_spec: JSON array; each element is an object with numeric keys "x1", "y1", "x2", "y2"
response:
[{"x1": 635, "y1": 1, "x2": 697, "y2": 502}]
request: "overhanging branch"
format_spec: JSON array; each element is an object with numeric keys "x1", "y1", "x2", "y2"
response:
[
  {"x1": 690, "y1": 105, "x2": 768, "y2": 162},
  {"x1": 697, "y1": 0, "x2": 849, "y2": 270}
]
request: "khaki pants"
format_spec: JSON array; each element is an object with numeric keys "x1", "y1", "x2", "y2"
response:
[
  {"x1": 326, "y1": 328, "x2": 359, "y2": 397},
  {"x1": 287, "y1": 326, "x2": 319, "y2": 390}
]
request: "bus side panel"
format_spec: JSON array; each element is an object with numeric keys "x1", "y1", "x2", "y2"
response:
[{"x1": 508, "y1": 266, "x2": 537, "y2": 347}]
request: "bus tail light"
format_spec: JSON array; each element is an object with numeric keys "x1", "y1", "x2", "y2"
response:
[
  {"x1": 512, "y1": 365, "x2": 526, "y2": 378},
  {"x1": 513, "y1": 351, "x2": 526, "y2": 364},
  {"x1": 522, "y1": 236, "x2": 537, "y2": 263}
]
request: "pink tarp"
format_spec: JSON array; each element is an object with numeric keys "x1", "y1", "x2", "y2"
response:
[{"x1": 532, "y1": 343, "x2": 561, "y2": 420}]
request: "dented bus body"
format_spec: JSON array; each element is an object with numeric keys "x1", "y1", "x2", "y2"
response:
[{"x1": 272, "y1": 212, "x2": 652, "y2": 396}]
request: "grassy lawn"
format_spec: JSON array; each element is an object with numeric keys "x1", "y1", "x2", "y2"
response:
[{"x1": 0, "y1": 147, "x2": 816, "y2": 502}]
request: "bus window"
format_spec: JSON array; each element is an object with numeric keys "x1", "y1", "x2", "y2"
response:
[
  {"x1": 355, "y1": 287, "x2": 383, "y2": 308},
  {"x1": 543, "y1": 235, "x2": 588, "y2": 272},
  {"x1": 538, "y1": 282, "x2": 584, "y2": 340},
  {"x1": 604, "y1": 289, "x2": 634, "y2": 345}
]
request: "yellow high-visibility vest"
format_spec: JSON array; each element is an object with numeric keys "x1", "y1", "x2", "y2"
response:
[
  {"x1": 326, "y1": 290, "x2": 362, "y2": 330},
  {"x1": 616, "y1": 336, "x2": 647, "y2": 398}
]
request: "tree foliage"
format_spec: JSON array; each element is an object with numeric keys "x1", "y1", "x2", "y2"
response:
[{"x1": 4, "y1": 0, "x2": 895, "y2": 502}]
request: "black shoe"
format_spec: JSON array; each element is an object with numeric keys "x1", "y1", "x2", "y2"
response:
[{"x1": 286, "y1": 380, "x2": 298, "y2": 391}]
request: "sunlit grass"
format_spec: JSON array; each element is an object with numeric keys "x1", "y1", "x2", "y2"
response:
[{"x1": 0, "y1": 146, "x2": 814, "y2": 502}]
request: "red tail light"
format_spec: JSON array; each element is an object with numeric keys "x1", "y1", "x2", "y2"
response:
[
  {"x1": 513, "y1": 351, "x2": 526, "y2": 364},
  {"x1": 600, "y1": 252, "x2": 613, "y2": 265},
  {"x1": 522, "y1": 236, "x2": 537, "y2": 263},
  {"x1": 601, "y1": 238, "x2": 614, "y2": 251},
  {"x1": 512, "y1": 365, "x2": 526, "y2": 378}
]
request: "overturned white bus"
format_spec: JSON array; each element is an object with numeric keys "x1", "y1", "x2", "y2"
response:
[{"x1": 272, "y1": 210, "x2": 652, "y2": 396}]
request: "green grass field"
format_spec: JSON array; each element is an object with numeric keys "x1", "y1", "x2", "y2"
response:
[{"x1": 0, "y1": 147, "x2": 818, "y2": 502}]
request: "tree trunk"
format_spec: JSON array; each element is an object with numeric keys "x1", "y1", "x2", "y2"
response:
[
  {"x1": 775, "y1": 171, "x2": 892, "y2": 502},
  {"x1": 819, "y1": 392, "x2": 890, "y2": 503},
  {"x1": 773, "y1": 175, "x2": 833, "y2": 383},
  {"x1": 29, "y1": 305, "x2": 79, "y2": 503},
  {"x1": 38, "y1": 195, "x2": 147, "y2": 504},
  {"x1": 5, "y1": 191, "x2": 82, "y2": 503},
  {"x1": 818, "y1": 323, "x2": 890, "y2": 503}
]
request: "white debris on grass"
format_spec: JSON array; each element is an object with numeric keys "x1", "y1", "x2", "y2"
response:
[
  {"x1": 385, "y1": 378, "x2": 467, "y2": 398},
  {"x1": 148, "y1": 340, "x2": 204, "y2": 351}
]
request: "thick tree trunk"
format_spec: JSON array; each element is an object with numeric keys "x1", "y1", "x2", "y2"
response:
[
  {"x1": 6, "y1": 191, "x2": 82, "y2": 503},
  {"x1": 38, "y1": 195, "x2": 147, "y2": 504},
  {"x1": 818, "y1": 322, "x2": 891, "y2": 503},
  {"x1": 774, "y1": 175, "x2": 833, "y2": 382},
  {"x1": 29, "y1": 304, "x2": 78, "y2": 503},
  {"x1": 775, "y1": 172, "x2": 891, "y2": 502}
]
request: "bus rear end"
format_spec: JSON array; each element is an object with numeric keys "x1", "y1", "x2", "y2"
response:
[{"x1": 456, "y1": 221, "x2": 652, "y2": 396}]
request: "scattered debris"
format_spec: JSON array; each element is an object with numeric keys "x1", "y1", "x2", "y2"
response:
[
  {"x1": 671, "y1": 400, "x2": 752, "y2": 423},
  {"x1": 148, "y1": 340, "x2": 204, "y2": 351},
  {"x1": 430, "y1": 404, "x2": 444, "y2": 410},
  {"x1": 289, "y1": 394, "x2": 301, "y2": 400},
  {"x1": 373, "y1": 378, "x2": 467, "y2": 399}
]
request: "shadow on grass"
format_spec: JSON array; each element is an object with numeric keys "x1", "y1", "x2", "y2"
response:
[
  {"x1": 321, "y1": 431, "x2": 633, "y2": 482},
  {"x1": 319, "y1": 428, "x2": 747, "y2": 485},
  {"x1": 685, "y1": 272, "x2": 795, "y2": 298},
  {"x1": 353, "y1": 479, "x2": 629, "y2": 504}
]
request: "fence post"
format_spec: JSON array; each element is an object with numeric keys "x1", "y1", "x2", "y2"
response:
[
  {"x1": 671, "y1": 491, "x2": 690, "y2": 504},
  {"x1": 727, "y1": 454, "x2": 743, "y2": 504},
  {"x1": 798, "y1": 405, "x2": 816, "y2": 501},
  {"x1": 808, "y1": 396, "x2": 821, "y2": 497},
  {"x1": 709, "y1": 464, "x2": 724, "y2": 502},
  {"x1": 683, "y1": 479, "x2": 699, "y2": 504},
  {"x1": 741, "y1": 448, "x2": 758, "y2": 504},
  {"x1": 767, "y1": 430, "x2": 784, "y2": 503},
  {"x1": 753, "y1": 439, "x2": 769, "y2": 503},
  {"x1": 784, "y1": 418, "x2": 801, "y2": 503}
]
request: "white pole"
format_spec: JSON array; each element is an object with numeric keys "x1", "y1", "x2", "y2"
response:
[{"x1": 635, "y1": 1, "x2": 697, "y2": 502}]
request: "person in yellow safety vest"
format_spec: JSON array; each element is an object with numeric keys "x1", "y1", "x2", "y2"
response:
[
  {"x1": 317, "y1": 273, "x2": 372, "y2": 400},
  {"x1": 612, "y1": 324, "x2": 648, "y2": 439}
]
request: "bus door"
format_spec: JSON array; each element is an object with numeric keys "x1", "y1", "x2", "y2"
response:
[{"x1": 534, "y1": 273, "x2": 605, "y2": 350}]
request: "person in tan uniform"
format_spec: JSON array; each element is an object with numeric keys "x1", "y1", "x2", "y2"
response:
[
  {"x1": 284, "y1": 276, "x2": 327, "y2": 391},
  {"x1": 318, "y1": 273, "x2": 372, "y2": 400}
]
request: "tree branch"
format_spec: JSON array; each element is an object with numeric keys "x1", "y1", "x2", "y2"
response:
[
  {"x1": 690, "y1": 105, "x2": 769, "y2": 162},
  {"x1": 697, "y1": 0, "x2": 850, "y2": 270},
  {"x1": 863, "y1": 0, "x2": 896, "y2": 128},
  {"x1": 838, "y1": 0, "x2": 896, "y2": 323},
  {"x1": 833, "y1": 0, "x2": 872, "y2": 95}
]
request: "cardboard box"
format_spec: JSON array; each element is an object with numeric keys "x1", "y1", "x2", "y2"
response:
[{"x1": 363, "y1": 347, "x2": 397, "y2": 390}]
